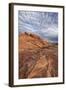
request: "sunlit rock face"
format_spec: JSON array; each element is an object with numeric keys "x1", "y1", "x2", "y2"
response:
[
  {"x1": 18, "y1": 11, "x2": 58, "y2": 43},
  {"x1": 19, "y1": 32, "x2": 58, "y2": 79}
]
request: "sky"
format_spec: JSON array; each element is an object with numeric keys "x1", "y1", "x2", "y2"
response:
[{"x1": 18, "y1": 11, "x2": 58, "y2": 43}]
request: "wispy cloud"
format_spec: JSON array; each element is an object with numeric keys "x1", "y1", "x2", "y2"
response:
[{"x1": 18, "y1": 11, "x2": 58, "y2": 43}]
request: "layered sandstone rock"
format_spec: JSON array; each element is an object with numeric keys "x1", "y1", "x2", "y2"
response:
[{"x1": 19, "y1": 32, "x2": 58, "y2": 79}]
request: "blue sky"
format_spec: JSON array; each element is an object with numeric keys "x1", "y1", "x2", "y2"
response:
[{"x1": 18, "y1": 11, "x2": 58, "y2": 43}]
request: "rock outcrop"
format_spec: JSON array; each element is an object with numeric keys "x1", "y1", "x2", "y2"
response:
[{"x1": 19, "y1": 32, "x2": 58, "y2": 79}]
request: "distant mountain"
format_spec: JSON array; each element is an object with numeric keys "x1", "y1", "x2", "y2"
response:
[{"x1": 19, "y1": 32, "x2": 58, "y2": 79}]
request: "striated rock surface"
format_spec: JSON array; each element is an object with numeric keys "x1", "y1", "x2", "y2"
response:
[{"x1": 19, "y1": 32, "x2": 58, "y2": 79}]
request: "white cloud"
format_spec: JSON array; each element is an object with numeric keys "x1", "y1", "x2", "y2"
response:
[{"x1": 18, "y1": 11, "x2": 58, "y2": 43}]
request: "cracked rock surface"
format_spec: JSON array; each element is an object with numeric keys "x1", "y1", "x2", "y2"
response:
[{"x1": 19, "y1": 32, "x2": 58, "y2": 79}]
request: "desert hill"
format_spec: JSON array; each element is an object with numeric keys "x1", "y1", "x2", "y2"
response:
[{"x1": 19, "y1": 32, "x2": 58, "y2": 78}]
